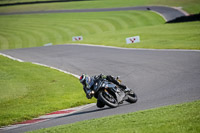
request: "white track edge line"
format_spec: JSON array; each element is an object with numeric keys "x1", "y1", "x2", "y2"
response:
[
  {"x1": 32, "y1": 62, "x2": 80, "y2": 78},
  {"x1": 150, "y1": 10, "x2": 167, "y2": 21},
  {"x1": 172, "y1": 6, "x2": 189, "y2": 16},
  {"x1": 62, "y1": 43, "x2": 200, "y2": 52},
  {"x1": 0, "y1": 53, "x2": 80, "y2": 79},
  {"x1": 39, "y1": 103, "x2": 96, "y2": 119},
  {"x1": 0, "y1": 53, "x2": 24, "y2": 62}
]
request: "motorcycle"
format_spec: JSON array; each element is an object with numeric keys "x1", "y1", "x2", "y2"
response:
[{"x1": 92, "y1": 76, "x2": 138, "y2": 108}]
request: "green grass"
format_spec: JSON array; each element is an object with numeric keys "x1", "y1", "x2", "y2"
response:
[
  {"x1": 29, "y1": 100, "x2": 200, "y2": 133},
  {"x1": 0, "y1": 11, "x2": 200, "y2": 50},
  {"x1": 0, "y1": 0, "x2": 200, "y2": 14},
  {"x1": 0, "y1": 11, "x2": 165, "y2": 50},
  {"x1": 81, "y1": 21, "x2": 200, "y2": 50},
  {"x1": 0, "y1": 0, "x2": 53, "y2": 4},
  {"x1": 0, "y1": 55, "x2": 95, "y2": 127}
]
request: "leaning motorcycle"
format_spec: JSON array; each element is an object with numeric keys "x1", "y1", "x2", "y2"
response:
[{"x1": 92, "y1": 77, "x2": 138, "y2": 108}]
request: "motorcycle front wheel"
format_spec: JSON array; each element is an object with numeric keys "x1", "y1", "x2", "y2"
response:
[
  {"x1": 98, "y1": 91, "x2": 118, "y2": 108},
  {"x1": 96, "y1": 99, "x2": 105, "y2": 108},
  {"x1": 126, "y1": 93, "x2": 138, "y2": 103}
]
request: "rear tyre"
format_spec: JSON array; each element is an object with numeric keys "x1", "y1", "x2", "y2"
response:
[
  {"x1": 126, "y1": 93, "x2": 138, "y2": 103},
  {"x1": 98, "y1": 91, "x2": 118, "y2": 108}
]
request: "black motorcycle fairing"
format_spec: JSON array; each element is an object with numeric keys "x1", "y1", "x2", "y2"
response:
[{"x1": 92, "y1": 79, "x2": 126, "y2": 103}]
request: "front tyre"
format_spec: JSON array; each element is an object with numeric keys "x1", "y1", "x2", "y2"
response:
[
  {"x1": 98, "y1": 91, "x2": 118, "y2": 108},
  {"x1": 96, "y1": 99, "x2": 105, "y2": 108},
  {"x1": 126, "y1": 93, "x2": 138, "y2": 103}
]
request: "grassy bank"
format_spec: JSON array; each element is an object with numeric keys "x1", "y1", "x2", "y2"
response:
[
  {"x1": 0, "y1": 55, "x2": 95, "y2": 127},
  {"x1": 0, "y1": 0, "x2": 199, "y2": 14},
  {"x1": 0, "y1": 11, "x2": 165, "y2": 50},
  {"x1": 0, "y1": 11, "x2": 199, "y2": 50},
  {"x1": 29, "y1": 100, "x2": 200, "y2": 133},
  {"x1": 81, "y1": 21, "x2": 200, "y2": 50}
]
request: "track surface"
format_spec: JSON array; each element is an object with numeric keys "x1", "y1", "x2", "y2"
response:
[
  {"x1": 1, "y1": 44, "x2": 200, "y2": 133},
  {"x1": 0, "y1": 6, "x2": 187, "y2": 21}
]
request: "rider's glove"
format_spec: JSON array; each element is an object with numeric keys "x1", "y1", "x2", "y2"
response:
[{"x1": 99, "y1": 74, "x2": 106, "y2": 79}]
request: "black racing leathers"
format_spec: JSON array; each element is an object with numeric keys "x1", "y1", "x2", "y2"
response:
[{"x1": 83, "y1": 74, "x2": 127, "y2": 99}]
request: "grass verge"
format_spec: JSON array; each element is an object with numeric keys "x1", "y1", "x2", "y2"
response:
[
  {"x1": 0, "y1": 55, "x2": 95, "y2": 127},
  {"x1": 29, "y1": 100, "x2": 200, "y2": 133}
]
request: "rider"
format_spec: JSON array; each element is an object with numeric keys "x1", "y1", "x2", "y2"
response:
[{"x1": 79, "y1": 74, "x2": 130, "y2": 99}]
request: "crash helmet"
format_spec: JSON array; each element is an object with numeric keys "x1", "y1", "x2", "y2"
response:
[
  {"x1": 79, "y1": 74, "x2": 93, "y2": 88},
  {"x1": 80, "y1": 74, "x2": 86, "y2": 84}
]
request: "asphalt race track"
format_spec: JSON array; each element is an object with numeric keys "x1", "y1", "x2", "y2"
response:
[
  {"x1": 0, "y1": 6, "x2": 187, "y2": 22},
  {"x1": 1, "y1": 44, "x2": 200, "y2": 133}
]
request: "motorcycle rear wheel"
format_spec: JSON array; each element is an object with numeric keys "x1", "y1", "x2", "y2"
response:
[
  {"x1": 126, "y1": 93, "x2": 138, "y2": 103},
  {"x1": 98, "y1": 91, "x2": 118, "y2": 108}
]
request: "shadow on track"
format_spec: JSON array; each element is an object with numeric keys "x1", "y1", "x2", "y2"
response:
[
  {"x1": 0, "y1": 0, "x2": 91, "y2": 7},
  {"x1": 54, "y1": 107, "x2": 112, "y2": 119},
  {"x1": 53, "y1": 103, "x2": 132, "y2": 119},
  {"x1": 166, "y1": 13, "x2": 200, "y2": 23}
]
